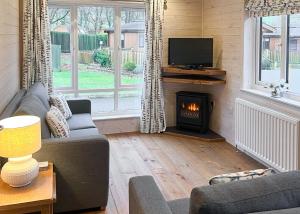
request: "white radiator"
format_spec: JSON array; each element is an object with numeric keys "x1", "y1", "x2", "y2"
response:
[{"x1": 235, "y1": 98, "x2": 300, "y2": 171}]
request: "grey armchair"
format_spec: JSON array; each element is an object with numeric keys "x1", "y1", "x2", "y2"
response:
[
  {"x1": 129, "y1": 171, "x2": 300, "y2": 214},
  {"x1": 34, "y1": 135, "x2": 109, "y2": 213}
]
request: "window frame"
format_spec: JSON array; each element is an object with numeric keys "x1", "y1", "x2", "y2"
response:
[
  {"x1": 49, "y1": 2, "x2": 145, "y2": 116},
  {"x1": 255, "y1": 16, "x2": 287, "y2": 87},
  {"x1": 49, "y1": 6, "x2": 74, "y2": 91},
  {"x1": 254, "y1": 14, "x2": 300, "y2": 98}
]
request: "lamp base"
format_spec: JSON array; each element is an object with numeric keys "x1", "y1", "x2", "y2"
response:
[{"x1": 1, "y1": 155, "x2": 39, "y2": 187}]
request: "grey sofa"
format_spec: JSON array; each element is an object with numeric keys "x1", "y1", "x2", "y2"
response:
[
  {"x1": 129, "y1": 171, "x2": 300, "y2": 214},
  {"x1": 0, "y1": 83, "x2": 109, "y2": 213}
]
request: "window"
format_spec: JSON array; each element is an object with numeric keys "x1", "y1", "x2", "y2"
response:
[
  {"x1": 290, "y1": 39, "x2": 297, "y2": 51},
  {"x1": 263, "y1": 38, "x2": 270, "y2": 50},
  {"x1": 256, "y1": 14, "x2": 300, "y2": 95},
  {"x1": 49, "y1": 4, "x2": 145, "y2": 116},
  {"x1": 121, "y1": 33, "x2": 125, "y2": 48},
  {"x1": 50, "y1": 8, "x2": 72, "y2": 89},
  {"x1": 139, "y1": 32, "x2": 144, "y2": 47}
]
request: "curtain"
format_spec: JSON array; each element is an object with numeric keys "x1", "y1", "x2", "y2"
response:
[
  {"x1": 140, "y1": 0, "x2": 166, "y2": 133},
  {"x1": 22, "y1": 0, "x2": 53, "y2": 94},
  {"x1": 245, "y1": 0, "x2": 300, "y2": 17}
]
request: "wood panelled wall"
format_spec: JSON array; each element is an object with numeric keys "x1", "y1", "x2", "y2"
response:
[
  {"x1": 162, "y1": 0, "x2": 203, "y2": 64},
  {"x1": 163, "y1": 0, "x2": 203, "y2": 127},
  {"x1": 202, "y1": 0, "x2": 244, "y2": 144},
  {"x1": 163, "y1": 0, "x2": 245, "y2": 145},
  {"x1": 0, "y1": 0, "x2": 20, "y2": 112}
]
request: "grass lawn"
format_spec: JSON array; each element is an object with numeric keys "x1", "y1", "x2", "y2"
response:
[{"x1": 53, "y1": 71, "x2": 142, "y2": 89}]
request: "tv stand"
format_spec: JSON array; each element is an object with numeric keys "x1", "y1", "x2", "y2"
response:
[
  {"x1": 162, "y1": 66, "x2": 226, "y2": 86},
  {"x1": 176, "y1": 65, "x2": 205, "y2": 70}
]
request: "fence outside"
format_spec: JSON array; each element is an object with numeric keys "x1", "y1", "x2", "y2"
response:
[
  {"x1": 263, "y1": 49, "x2": 300, "y2": 64},
  {"x1": 110, "y1": 49, "x2": 144, "y2": 67}
]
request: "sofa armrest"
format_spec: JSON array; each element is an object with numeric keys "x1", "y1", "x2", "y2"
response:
[
  {"x1": 67, "y1": 99, "x2": 91, "y2": 114},
  {"x1": 33, "y1": 135, "x2": 109, "y2": 212},
  {"x1": 129, "y1": 176, "x2": 173, "y2": 214},
  {"x1": 190, "y1": 171, "x2": 300, "y2": 214},
  {"x1": 251, "y1": 207, "x2": 300, "y2": 214}
]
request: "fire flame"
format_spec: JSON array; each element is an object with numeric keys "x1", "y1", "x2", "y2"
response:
[{"x1": 187, "y1": 103, "x2": 199, "y2": 112}]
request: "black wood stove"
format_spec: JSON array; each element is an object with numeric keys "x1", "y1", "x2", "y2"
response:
[{"x1": 176, "y1": 91, "x2": 210, "y2": 133}]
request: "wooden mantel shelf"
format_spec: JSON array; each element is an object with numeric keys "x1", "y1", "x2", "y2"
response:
[
  {"x1": 162, "y1": 66, "x2": 226, "y2": 76},
  {"x1": 162, "y1": 76, "x2": 226, "y2": 85},
  {"x1": 162, "y1": 67, "x2": 226, "y2": 86}
]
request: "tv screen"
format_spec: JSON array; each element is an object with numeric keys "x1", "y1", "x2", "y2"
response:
[{"x1": 168, "y1": 38, "x2": 213, "y2": 68}]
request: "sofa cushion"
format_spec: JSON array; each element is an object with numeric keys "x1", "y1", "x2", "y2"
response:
[
  {"x1": 26, "y1": 82, "x2": 50, "y2": 110},
  {"x1": 251, "y1": 207, "x2": 300, "y2": 214},
  {"x1": 168, "y1": 198, "x2": 189, "y2": 214},
  {"x1": 46, "y1": 106, "x2": 70, "y2": 138},
  {"x1": 0, "y1": 89, "x2": 26, "y2": 120},
  {"x1": 50, "y1": 94, "x2": 72, "y2": 119},
  {"x1": 15, "y1": 94, "x2": 51, "y2": 139},
  {"x1": 67, "y1": 113, "x2": 96, "y2": 130},
  {"x1": 190, "y1": 171, "x2": 300, "y2": 214},
  {"x1": 70, "y1": 128, "x2": 99, "y2": 138}
]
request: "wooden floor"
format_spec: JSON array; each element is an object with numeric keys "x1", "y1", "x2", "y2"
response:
[{"x1": 83, "y1": 133, "x2": 263, "y2": 214}]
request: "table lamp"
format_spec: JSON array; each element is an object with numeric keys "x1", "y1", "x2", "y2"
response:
[{"x1": 0, "y1": 115, "x2": 41, "y2": 187}]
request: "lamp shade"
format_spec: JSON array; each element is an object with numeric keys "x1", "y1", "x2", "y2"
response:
[{"x1": 0, "y1": 116, "x2": 41, "y2": 158}]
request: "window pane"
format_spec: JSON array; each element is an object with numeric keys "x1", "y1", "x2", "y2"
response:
[
  {"x1": 49, "y1": 8, "x2": 72, "y2": 88},
  {"x1": 78, "y1": 7, "x2": 114, "y2": 90},
  {"x1": 260, "y1": 16, "x2": 282, "y2": 83},
  {"x1": 79, "y1": 92, "x2": 115, "y2": 115},
  {"x1": 288, "y1": 14, "x2": 300, "y2": 94},
  {"x1": 118, "y1": 90, "x2": 141, "y2": 111},
  {"x1": 120, "y1": 8, "x2": 145, "y2": 86}
]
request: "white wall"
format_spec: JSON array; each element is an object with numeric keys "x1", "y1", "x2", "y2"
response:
[
  {"x1": 0, "y1": 0, "x2": 20, "y2": 112},
  {"x1": 95, "y1": 117, "x2": 140, "y2": 134}
]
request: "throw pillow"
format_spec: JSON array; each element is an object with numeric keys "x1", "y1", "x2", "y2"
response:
[
  {"x1": 209, "y1": 168, "x2": 276, "y2": 185},
  {"x1": 50, "y1": 93, "x2": 72, "y2": 119},
  {"x1": 46, "y1": 106, "x2": 70, "y2": 138},
  {"x1": 15, "y1": 94, "x2": 51, "y2": 139}
]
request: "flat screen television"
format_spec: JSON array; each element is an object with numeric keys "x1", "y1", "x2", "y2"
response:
[{"x1": 168, "y1": 38, "x2": 213, "y2": 69}]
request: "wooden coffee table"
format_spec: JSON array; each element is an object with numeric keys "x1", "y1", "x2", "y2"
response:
[{"x1": 0, "y1": 163, "x2": 56, "y2": 214}]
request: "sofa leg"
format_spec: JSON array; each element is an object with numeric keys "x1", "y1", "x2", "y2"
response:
[{"x1": 100, "y1": 206, "x2": 106, "y2": 211}]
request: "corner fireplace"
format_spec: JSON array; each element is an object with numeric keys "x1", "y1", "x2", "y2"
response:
[{"x1": 176, "y1": 91, "x2": 210, "y2": 133}]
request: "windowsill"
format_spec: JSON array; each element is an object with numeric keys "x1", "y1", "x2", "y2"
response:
[
  {"x1": 241, "y1": 88, "x2": 300, "y2": 109},
  {"x1": 93, "y1": 114, "x2": 140, "y2": 121}
]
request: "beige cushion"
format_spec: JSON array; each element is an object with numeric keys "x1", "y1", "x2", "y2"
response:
[
  {"x1": 209, "y1": 168, "x2": 276, "y2": 185},
  {"x1": 50, "y1": 94, "x2": 72, "y2": 119},
  {"x1": 46, "y1": 106, "x2": 70, "y2": 138}
]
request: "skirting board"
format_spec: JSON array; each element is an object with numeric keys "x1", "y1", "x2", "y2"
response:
[
  {"x1": 94, "y1": 117, "x2": 139, "y2": 134},
  {"x1": 165, "y1": 127, "x2": 225, "y2": 142}
]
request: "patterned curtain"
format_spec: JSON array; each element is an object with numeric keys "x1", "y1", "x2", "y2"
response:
[
  {"x1": 245, "y1": 0, "x2": 300, "y2": 17},
  {"x1": 22, "y1": 0, "x2": 53, "y2": 94},
  {"x1": 140, "y1": 0, "x2": 166, "y2": 133}
]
